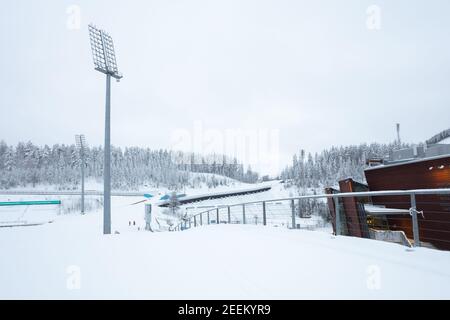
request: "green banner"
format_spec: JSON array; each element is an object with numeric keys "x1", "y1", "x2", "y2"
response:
[{"x1": 0, "y1": 200, "x2": 61, "y2": 207}]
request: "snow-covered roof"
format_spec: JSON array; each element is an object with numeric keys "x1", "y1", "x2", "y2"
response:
[
  {"x1": 364, "y1": 204, "x2": 410, "y2": 216},
  {"x1": 365, "y1": 153, "x2": 450, "y2": 171},
  {"x1": 156, "y1": 184, "x2": 272, "y2": 207}
]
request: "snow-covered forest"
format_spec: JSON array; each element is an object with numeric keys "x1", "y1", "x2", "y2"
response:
[
  {"x1": 0, "y1": 141, "x2": 259, "y2": 190},
  {"x1": 281, "y1": 142, "x2": 410, "y2": 189},
  {"x1": 0, "y1": 140, "x2": 412, "y2": 191}
]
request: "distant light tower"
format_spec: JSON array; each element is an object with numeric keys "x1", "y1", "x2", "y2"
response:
[
  {"x1": 75, "y1": 134, "x2": 87, "y2": 214},
  {"x1": 88, "y1": 24, "x2": 123, "y2": 235}
]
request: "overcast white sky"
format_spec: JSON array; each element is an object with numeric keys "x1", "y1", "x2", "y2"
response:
[{"x1": 1, "y1": 0, "x2": 449, "y2": 175}]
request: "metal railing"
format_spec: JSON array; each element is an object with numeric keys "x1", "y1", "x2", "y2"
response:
[{"x1": 171, "y1": 188, "x2": 450, "y2": 249}]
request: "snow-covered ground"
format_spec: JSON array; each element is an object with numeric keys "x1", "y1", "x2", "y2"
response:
[
  {"x1": 169, "y1": 181, "x2": 328, "y2": 230},
  {"x1": 1, "y1": 197, "x2": 450, "y2": 299},
  {"x1": 0, "y1": 194, "x2": 103, "y2": 219},
  {"x1": 0, "y1": 179, "x2": 285, "y2": 227},
  {"x1": 0, "y1": 180, "x2": 296, "y2": 230}
]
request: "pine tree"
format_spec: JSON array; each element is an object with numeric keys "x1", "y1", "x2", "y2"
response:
[{"x1": 168, "y1": 192, "x2": 181, "y2": 216}]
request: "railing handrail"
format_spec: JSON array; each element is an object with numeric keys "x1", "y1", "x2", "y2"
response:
[{"x1": 171, "y1": 188, "x2": 450, "y2": 231}]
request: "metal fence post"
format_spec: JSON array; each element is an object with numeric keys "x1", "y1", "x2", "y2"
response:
[
  {"x1": 291, "y1": 199, "x2": 296, "y2": 229},
  {"x1": 297, "y1": 199, "x2": 301, "y2": 218},
  {"x1": 194, "y1": 215, "x2": 197, "y2": 227},
  {"x1": 410, "y1": 193, "x2": 421, "y2": 247},
  {"x1": 207, "y1": 211, "x2": 210, "y2": 225},
  {"x1": 243, "y1": 204, "x2": 246, "y2": 224},
  {"x1": 262, "y1": 201, "x2": 267, "y2": 226},
  {"x1": 228, "y1": 206, "x2": 231, "y2": 224},
  {"x1": 334, "y1": 196, "x2": 341, "y2": 236},
  {"x1": 189, "y1": 218, "x2": 192, "y2": 229},
  {"x1": 200, "y1": 212, "x2": 203, "y2": 226},
  {"x1": 216, "y1": 208, "x2": 220, "y2": 224}
]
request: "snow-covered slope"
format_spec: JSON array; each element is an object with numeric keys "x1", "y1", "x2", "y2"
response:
[
  {"x1": 2, "y1": 173, "x2": 251, "y2": 192},
  {"x1": 168, "y1": 181, "x2": 304, "y2": 221},
  {"x1": 1, "y1": 203, "x2": 450, "y2": 299},
  {"x1": 0, "y1": 180, "x2": 324, "y2": 232},
  {"x1": 0, "y1": 174, "x2": 257, "y2": 197}
]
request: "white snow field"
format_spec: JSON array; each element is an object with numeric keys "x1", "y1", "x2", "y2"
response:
[{"x1": 1, "y1": 196, "x2": 450, "y2": 300}]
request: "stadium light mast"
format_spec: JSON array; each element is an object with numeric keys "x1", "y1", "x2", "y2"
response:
[
  {"x1": 75, "y1": 134, "x2": 87, "y2": 215},
  {"x1": 88, "y1": 24, "x2": 123, "y2": 235}
]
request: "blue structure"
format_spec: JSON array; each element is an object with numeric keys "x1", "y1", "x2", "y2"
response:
[{"x1": 159, "y1": 193, "x2": 186, "y2": 201}]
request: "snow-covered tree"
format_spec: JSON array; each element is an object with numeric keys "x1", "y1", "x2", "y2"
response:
[
  {"x1": 0, "y1": 141, "x2": 258, "y2": 190},
  {"x1": 281, "y1": 142, "x2": 411, "y2": 190},
  {"x1": 168, "y1": 192, "x2": 181, "y2": 216}
]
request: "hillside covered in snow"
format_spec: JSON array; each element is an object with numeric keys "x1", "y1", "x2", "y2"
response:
[
  {"x1": 0, "y1": 141, "x2": 259, "y2": 191},
  {"x1": 1, "y1": 206, "x2": 450, "y2": 299}
]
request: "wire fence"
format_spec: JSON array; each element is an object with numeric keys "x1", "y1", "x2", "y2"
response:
[
  {"x1": 171, "y1": 188, "x2": 450, "y2": 250},
  {"x1": 175, "y1": 199, "x2": 330, "y2": 231}
]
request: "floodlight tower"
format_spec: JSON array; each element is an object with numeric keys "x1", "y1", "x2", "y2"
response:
[
  {"x1": 88, "y1": 24, "x2": 123, "y2": 235},
  {"x1": 75, "y1": 134, "x2": 87, "y2": 214}
]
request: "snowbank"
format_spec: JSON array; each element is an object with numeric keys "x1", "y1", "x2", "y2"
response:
[{"x1": 1, "y1": 209, "x2": 450, "y2": 299}]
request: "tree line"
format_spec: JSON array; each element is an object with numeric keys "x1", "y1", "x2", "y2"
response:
[
  {"x1": 0, "y1": 141, "x2": 259, "y2": 190},
  {"x1": 281, "y1": 142, "x2": 409, "y2": 189}
]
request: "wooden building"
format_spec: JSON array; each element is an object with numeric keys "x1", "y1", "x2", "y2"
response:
[{"x1": 326, "y1": 128, "x2": 450, "y2": 249}]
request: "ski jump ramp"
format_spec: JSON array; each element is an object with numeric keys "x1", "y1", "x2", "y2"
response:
[{"x1": 157, "y1": 185, "x2": 272, "y2": 207}]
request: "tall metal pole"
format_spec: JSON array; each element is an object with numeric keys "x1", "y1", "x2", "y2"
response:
[
  {"x1": 80, "y1": 142, "x2": 85, "y2": 214},
  {"x1": 262, "y1": 201, "x2": 267, "y2": 226},
  {"x1": 410, "y1": 194, "x2": 421, "y2": 247},
  {"x1": 104, "y1": 74, "x2": 112, "y2": 235},
  {"x1": 291, "y1": 199, "x2": 296, "y2": 229},
  {"x1": 89, "y1": 24, "x2": 122, "y2": 235},
  {"x1": 334, "y1": 196, "x2": 341, "y2": 236}
]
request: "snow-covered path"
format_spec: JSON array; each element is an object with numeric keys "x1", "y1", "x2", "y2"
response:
[{"x1": 1, "y1": 206, "x2": 450, "y2": 299}]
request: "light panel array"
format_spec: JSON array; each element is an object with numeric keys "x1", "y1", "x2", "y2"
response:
[
  {"x1": 75, "y1": 134, "x2": 87, "y2": 149},
  {"x1": 88, "y1": 24, "x2": 121, "y2": 78},
  {"x1": 88, "y1": 25, "x2": 107, "y2": 72},
  {"x1": 102, "y1": 32, "x2": 118, "y2": 74}
]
